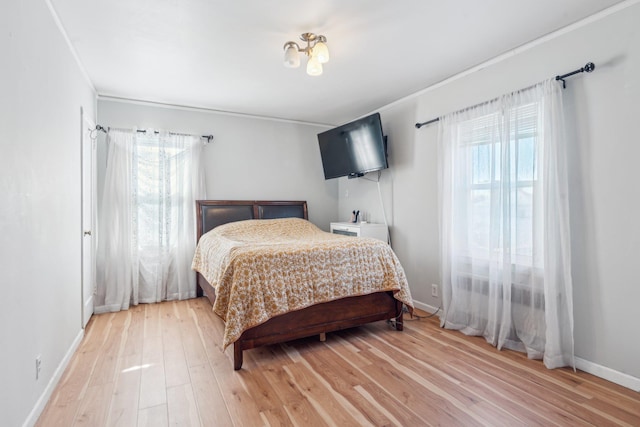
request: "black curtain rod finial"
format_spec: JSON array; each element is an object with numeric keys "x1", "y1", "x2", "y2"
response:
[
  {"x1": 555, "y1": 62, "x2": 595, "y2": 88},
  {"x1": 414, "y1": 117, "x2": 440, "y2": 129}
]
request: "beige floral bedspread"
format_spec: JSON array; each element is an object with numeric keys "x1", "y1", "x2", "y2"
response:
[{"x1": 191, "y1": 217, "x2": 413, "y2": 349}]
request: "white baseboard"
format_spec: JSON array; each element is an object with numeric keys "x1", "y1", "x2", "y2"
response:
[
  {"x1": 412, "y1": 299, "x2": 441, "y2": 316},
  {"x1": 22, "y1": 329, "x2": 85, "y2": 427},
  {"x1": 575, "y1": 357, "x2": 640, "y2": 392}
]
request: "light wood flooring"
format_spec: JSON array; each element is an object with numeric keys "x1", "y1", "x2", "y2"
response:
[{"x1": 37, "y1": 298, "x2": 640, "y2": 426}]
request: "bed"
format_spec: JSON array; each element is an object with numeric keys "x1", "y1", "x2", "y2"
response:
[{"x1": 192, "y1": 200, "x2": 413, "y2": 370}]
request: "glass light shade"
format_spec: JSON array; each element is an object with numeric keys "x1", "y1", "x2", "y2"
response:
[
  {"x1": 306, "y1": 55, "x2": 323, "y2": 76},
  {"x1": 313, "y1": 41, "x2": 329, "y2": 64},
  {"x1": 284, "y1": 44, "x2": 300, "y2": 68}
]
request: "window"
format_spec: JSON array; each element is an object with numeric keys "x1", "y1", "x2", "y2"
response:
[
  {"x1": 456, "y1": 103, "x2": 543, "y2": 271},
  {"x1": 133, "y1": 136, "x2": 190, "y2": 252}
]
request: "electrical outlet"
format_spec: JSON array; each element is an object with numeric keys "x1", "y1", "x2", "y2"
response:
[
  {"x1": 35, "y1": 356, "x2": 42, "y2": 380},
  {"x1": 431, "y1": 284, "x2": 439, "y2": 298}
]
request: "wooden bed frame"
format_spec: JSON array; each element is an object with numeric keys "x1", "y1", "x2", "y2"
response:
[{"x1": 195, "y1": 200, "x2": 404, "y2": 370}]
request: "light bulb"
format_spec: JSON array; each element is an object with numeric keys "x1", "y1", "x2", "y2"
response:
[
  {"x1": 314, "y1": 40, "x2": 329, "y2": 64},
  {"x1": 283, "y1": 43, "x2": 300, "y2": 68},
  {"x1": 307, "y1": 55, "x2": 322, "y2": 76}
]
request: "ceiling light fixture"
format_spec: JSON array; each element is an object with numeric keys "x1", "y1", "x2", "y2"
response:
[{"x1": 283, "y1": 32, "x2": 329, "y2": 76}]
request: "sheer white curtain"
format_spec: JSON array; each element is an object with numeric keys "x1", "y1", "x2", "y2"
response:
[
  {"x1": 95, "y1": 129, "x2": 206, "y2": 313},
  {"x1": 438, "y1": 79, "x2": 574, "y2": 369}
]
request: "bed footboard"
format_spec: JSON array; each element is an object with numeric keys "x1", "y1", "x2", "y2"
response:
[{"x1": 230, "y1": 291, "x2": 402, "y2": 370}]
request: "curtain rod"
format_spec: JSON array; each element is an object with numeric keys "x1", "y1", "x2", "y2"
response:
[
  {"x1": 414, "y1": 62, "x2": 595, "y2": 129},
  {"x1": 95, "y1": 124, "x2": 214, "y2": 143}
]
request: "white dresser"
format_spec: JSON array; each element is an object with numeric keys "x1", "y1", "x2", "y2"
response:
[{"x1": 330, "y1": 222, "x2": 388, "y2": 243}]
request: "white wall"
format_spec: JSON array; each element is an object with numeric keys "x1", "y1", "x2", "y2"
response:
[
  {"x1": 340, "y1": 2, "x2": 640, "y2": 384},
  {"x1": 97, "y1": 100, "x2": 338, "y2": 231},
  {"x1": 0, "y1": 1, "x2": 96, "y2": 425}
]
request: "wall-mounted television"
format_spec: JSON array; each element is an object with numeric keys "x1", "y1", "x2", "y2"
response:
[{"x1": 317, "y1": 112, "x2": 388, "y2": 180}]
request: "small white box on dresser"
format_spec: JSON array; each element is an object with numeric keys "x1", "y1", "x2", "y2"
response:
[{"x1": 330, "y1": 222, "x2": 388, "y2": 242}]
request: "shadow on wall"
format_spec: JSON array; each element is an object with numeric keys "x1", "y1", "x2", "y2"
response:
[{"x1": 563, "y1": 79, "x2": 603, "y2": 352}]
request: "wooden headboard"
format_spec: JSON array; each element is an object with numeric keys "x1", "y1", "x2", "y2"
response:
[{"x1": 196, "y1": 200, "x2": 308, "y2": 239}]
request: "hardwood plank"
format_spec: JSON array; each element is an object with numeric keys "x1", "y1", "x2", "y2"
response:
[
  {"x1": 138, "y1": 361, "x2": 166, "y2": 410},
  {"x1": 577, "y1": 399, "x2": 640, "y2": 427},
  {"x1": 182, "y1": 299, "x2": 234, "y2": 426},
  {"x1": 324, "y1": 331, "x2": 474, "y2": 425},
  {"x1": 81, "y1": 312, "x2": 115, "y2": 353},
  {"x1": 429, "y1": 338, "x2": 622, "y2": 426},
  {"x1": 282, "y1": 396, "x2": 327, "y2": 427},
  {"x1": 212, "y1": 364, "x2": 265, "y2": 426},
  {"x1": 446, "y1": 358, "x2": 597, "y2": 426},
  {"x1": 143, "y1": 303, "x2": 162, "y2": 338},
  {"x1": 162, "y1": 322, "x2": 190, "y2": 388},
  {"x1": 35, "y1": 298, "x2": 640, "y2": 427},
  {"x1": 303, "y1": 344, "x2": 412, "y2": 426},
  {"x1": 35, "y1": 396, "x2": 81, "y2": 427},
  {"x1": 405, "y1": 320, "x2": 594, "y2": 400},
  {"x1": 245, "y1": 340, "x2": 296, "y2": 369},
  {"x1": 139, "y1": 305, "x2": 166, "y2": 410},
  {"x1": 177, "y1": 300, "x2": 209, "y2": 367},
  {"x1": 108, "y1": 303, "x2": 145, "y2": 427},
  {"x1": 575, "y1": 377, "x2": 640, "y2": 416},
  {"x1": 120, "y1": 305, "x2": 145, "y2": 357},
  {"x1": 358, "y1": 350, "x2": 484, "y2": 426},
  {"x1": 191, "y1": 302, "x2": 265, "y2": 426},
  {"x1": 167, "y1": 384, "x2": 200, "y2": 426},
  {"x1": 163, "y1": 348, "x2": 191, "y2": 387},
  {"x1": 316, "y1": 332, "x2": 372, "y2": 369},
  {"x1": 288, "y1": 341, "x2": 390, "y2": 426},
  {"x1": 352, "y1": 385, "x2": 409, "y2": 427},
  {"x1": 137, "y1": 404, "x2": 168, "y2": 427},
  {"x1": 442, "y1": 362, "x2": 553, "y2": 426},
  {"x1": 362, "y1": 328, "x2": 555, "y2": 425},
  {"x1": 259, "y1": 408, "x2": 294, "y2": 427},
  {"x1": 261, "y1": 364, "x2": 307, "y2": 406},
  {"x1": 72, "y1": 382, "x2": 114, "y2": 426},
  {"x1": 282, "y1": 362, "x2": 365, "y2": 426},
  {"x1": 189, "y1": 364, "x2": 233, "y2": 427},
  {"x1": 469, "y1": 401, "x2": 529, "y2": 427},
  {"x1": 88, "y1": 312, "x2": 127, "y2": 387},
  {"x1": 105, "y1": 353, "x2": 142, "y2": 427},
  {"x1": 578, "y1": 394, "x2": 640, "y2": 425},
  {"x1": 236, "y1": 368, "x2": 286, "y2": 412},
  {"x1": 337, "y1": 325, "x2": 556, "y2": 426}
]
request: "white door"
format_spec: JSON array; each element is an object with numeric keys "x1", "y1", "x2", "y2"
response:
[{"x1": 81, "y1": 108, "x2": 97, "y2": 327}]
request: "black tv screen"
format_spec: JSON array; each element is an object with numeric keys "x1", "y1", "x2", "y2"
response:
[{"x1": 317, "y1": 113, "x2": 388, "y2": 180}]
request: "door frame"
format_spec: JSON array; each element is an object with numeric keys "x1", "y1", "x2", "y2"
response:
[{"x1": 80, "y1": 107, "x2": 97, "y2": 328}]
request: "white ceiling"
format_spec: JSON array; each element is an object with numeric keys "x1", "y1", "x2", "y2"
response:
[{"x1": 51, "y1": 0, "x2": 624, "y2": 126}]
